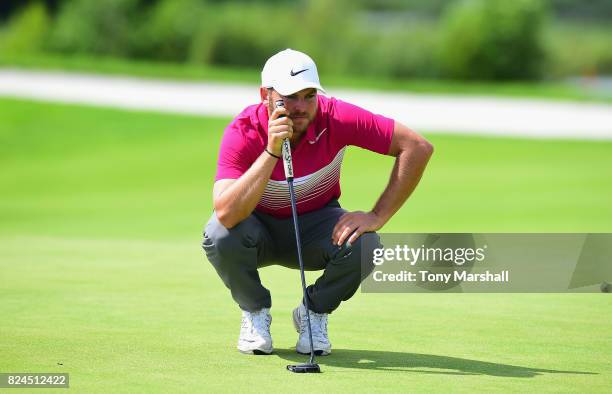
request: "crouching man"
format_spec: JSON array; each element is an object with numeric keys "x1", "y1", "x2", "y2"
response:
[{"x1": 202, "y1": 49, "x2": 433, "y2": 355}]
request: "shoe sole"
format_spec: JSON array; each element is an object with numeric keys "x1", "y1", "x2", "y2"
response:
[
  {"x1": 238, "y1": 341, "x2": 273, "y2": 355},
  {"x1": 296, "y1": 349, "x2": 329, "y2": 356},
  {"x1": 292, "y1": 307, "x2": 331, "y2": 356},
  {"x1": 238, "y1": 348, "x2": 273, "y2": 355}
]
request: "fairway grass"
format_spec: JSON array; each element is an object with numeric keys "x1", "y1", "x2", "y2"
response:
[{"x1": 1, "y1": 98, "x2": 611, "y2": 392}]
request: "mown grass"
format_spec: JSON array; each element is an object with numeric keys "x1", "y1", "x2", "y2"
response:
[{"x1": 1, "y1": 98, "x2": 610, "y2": 392}]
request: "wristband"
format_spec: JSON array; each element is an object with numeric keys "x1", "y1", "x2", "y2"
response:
[{"x1": 265, "y1": 148, "x2": 281, "y2": 159}]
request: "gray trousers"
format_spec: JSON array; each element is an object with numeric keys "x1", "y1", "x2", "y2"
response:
[{"x1": 202, "y1": 200, "x2": 380, "y2": 313}]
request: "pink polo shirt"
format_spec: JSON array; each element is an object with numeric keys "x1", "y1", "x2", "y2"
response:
[{"x1": 215, "y1": 95, "x2": 394, "y2": 218}]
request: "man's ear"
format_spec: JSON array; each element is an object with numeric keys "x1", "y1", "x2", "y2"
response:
[
  {"x1": 259, "y1": 87, "x2": 269, "y2": 104},
  {"x1": 261, "y1": 87, "x2": 275, "y2": 116}
]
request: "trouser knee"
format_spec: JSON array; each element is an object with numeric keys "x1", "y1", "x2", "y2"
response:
[
  {"x1": 202, "y1": 213, "x2": 269, "y2": 272},
  {"x1": 345, "y1": 232, "x2": 381, "y2": 281},
  {"x1": 202, "y1": 213, "x2": 273, "y2": 311},
  {"x1": 306, "y1": 232, "x2": 382, "y2": 313}
]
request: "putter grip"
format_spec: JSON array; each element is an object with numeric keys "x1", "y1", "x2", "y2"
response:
[
  {"x1": 274, "y1": 99, "x2": 294, "y2": 181},
  {"x1": 282, "y1": 139, "x2": 294, "y2": 180}
]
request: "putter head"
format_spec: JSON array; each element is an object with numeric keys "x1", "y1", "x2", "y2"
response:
[{"x1": 286, "y1": 363, "x2": 321, "y2": 373}]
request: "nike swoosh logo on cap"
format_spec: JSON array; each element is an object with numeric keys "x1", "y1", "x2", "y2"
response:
[
  {"x1": 308, "y1": 128, "x2": 327, "y2": 144},
  {"x1": 290, "y1": 68, "x2": 309, "y2": 76}
]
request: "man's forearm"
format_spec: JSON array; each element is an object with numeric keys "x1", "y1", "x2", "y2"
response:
[
  {"x1": 214, "y1": 152, "x2": 278, "y2": 228},
  {"x1": 372, "y1": 141, "x2": 433, "y2": 225}
]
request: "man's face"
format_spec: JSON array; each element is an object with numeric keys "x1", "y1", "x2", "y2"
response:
[{"x1": 265, "y1": 88, "x2": 318, "y2": 136}]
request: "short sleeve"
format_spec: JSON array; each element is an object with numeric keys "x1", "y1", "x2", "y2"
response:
[
  {"x1": 215, "y1": 119, "x2": 255, "y2": 181},
  {"x1": 332, "y1": 98, "x2": 394, "y2": 154}
]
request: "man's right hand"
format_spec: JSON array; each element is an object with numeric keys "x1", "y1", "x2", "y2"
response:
[{"x1": 267, "y1": 107, "x2": 293, "y2": 156}]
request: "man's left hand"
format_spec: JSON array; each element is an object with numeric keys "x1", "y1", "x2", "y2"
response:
[{"x1": 332, "y1": 211, "x2": 384, "y2": 246}]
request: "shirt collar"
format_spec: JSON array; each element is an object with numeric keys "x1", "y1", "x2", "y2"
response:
[{"x1": 304, "y1": 101, "x2": 321, "y2": 143}]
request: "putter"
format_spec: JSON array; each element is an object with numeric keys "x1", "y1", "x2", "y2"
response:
[{"x1": 274, "y1": 99, "x2": 321, "y2": 374}]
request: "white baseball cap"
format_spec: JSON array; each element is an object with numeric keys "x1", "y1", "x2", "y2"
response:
[{"x1": 261, "y1": 49, "x2": 326, "y2": 96}]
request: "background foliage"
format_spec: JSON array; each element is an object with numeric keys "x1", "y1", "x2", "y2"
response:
[{"x1": 0, "y1": 0, "x2": 611, "y2": 81}]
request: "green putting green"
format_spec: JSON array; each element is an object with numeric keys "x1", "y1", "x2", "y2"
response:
[{"x1": 1, "y1": 98, "x2": 611, "y2": 392}]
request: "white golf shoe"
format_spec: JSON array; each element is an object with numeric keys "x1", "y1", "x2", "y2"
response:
[
  {"x1": 237, "y1": 308, "x2": 273, "y2": 355},
  {"x1": 293, "y1": 304, "x2": 331, "y2": 356}
]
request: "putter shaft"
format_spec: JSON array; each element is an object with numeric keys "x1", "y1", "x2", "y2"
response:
[
  {"x1": 282, "y1": 137, "x2": 320, "y2": 372},
  {"x1": 287, "y1": 179, "x2": 316, "y2": 365}
]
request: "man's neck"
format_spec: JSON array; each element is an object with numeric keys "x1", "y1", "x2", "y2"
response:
[{"x1": 290, "y1": 131, "x2": 306, "y2": 148}]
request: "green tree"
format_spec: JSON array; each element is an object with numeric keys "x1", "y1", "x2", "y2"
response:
[
  {"x1": 48, "y1": 0, "x2": 140, "y2": 56},
  {"x1": 0, "y1": 2, "x2": 50, "y2": 54},
  {"x1": 439, "y1": 0, "x2": 548, "y2": 80}
]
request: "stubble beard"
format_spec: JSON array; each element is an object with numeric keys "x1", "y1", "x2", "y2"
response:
[{"x1": 292, "y1": 114, "x2": 313, "y2": 135}]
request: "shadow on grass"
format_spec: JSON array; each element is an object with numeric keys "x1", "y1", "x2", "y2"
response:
[{"x1": 274, "y1": 348, "x2": 596, "y2": 377}]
